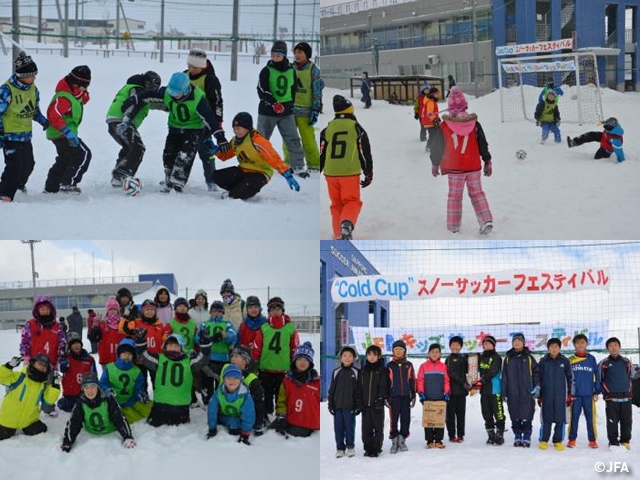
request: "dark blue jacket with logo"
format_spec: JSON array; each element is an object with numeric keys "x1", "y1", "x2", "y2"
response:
[
  {"x1": 502, "y1": 347, "x2": 540, "y2": 420},
  {"x1": 539, "y1": 353, "x2": 573, "y2": 423},
  {"x1": 598, "y1": 354, "x2": 632, "y2": 400}
]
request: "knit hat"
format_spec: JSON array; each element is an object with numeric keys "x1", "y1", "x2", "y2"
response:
[
  {"x1": 194, "y1": 289, "x2": 208, "y2": 301},
  {"x1": 271, "y1": 41, "x2": 288, "y2": 56},
  {"x1": 365, "y1": 345, "x2": 382, "y2": 357},
  {"x1": 166, "y1": 72, "x2": 191, "y2": 98},
  {"x1": 427, "y1": 86, "x2": 439, "y2": 96},
  {"x1": 546, "y1": 337, "x2": 561, "y2": 349},
  {"x1": 116, "y1": 287, "x2": 133, "y2": 301},
  {"x1": 483, "y1": 335, "x2": 497, "y2": 347},
  {"x1": 449, "y1": 335, "x2": 464, "y2": 347},
  {"x1": 105, "y1": 296, "x2": 120, "y2": 313},
  {"x1": 293, "y1": 341, "x2": 315, "y2": 366},
  {"x1": 220, "y1": 279, "x2": 235, "y2": 295},
  {"x1": 230, "y1": 345, "x2": 252, "y2": 366},
  {"x1": 420, "y1": 82, "x2": 430, "y2": 92},
  {"x1": 14, "y1": 52, "x2": 38, "y2": 78},
  {"x1": 223, "y1": 364, "x2": 244, "y2": 380},
  {"x1": 163, "y1": 333, "x2": 185, "y2": 350},
  {"x1": 333, "y1": 95, "x2": 354, "y2": 114},
  {"x1": 293, "y1": 42, "x2": 312, "y2": 60},
  {"x1": 117, "y1": 338, "x2": 137, "y2": 358},
  {"x1": 339, "y1": 345, "x2": 357, "y2": 359},
  {"x1": 142, "y1": 70, "x2": 161, "y2": 90},
  {"x1": 605, "y1": 337, "x2": 621, "y2": 348},
  {"x1": 66, "y1": 332, "x2": 83, "y2": 349},
  {"x1": 428, "y1": 343, "x2": 441, "y2": 352},
  {"x1": 267, "y1": 296, "x2": 285, "y2": 311},
  {"x1": 187, "y1": 48, "x2": 207, "y2": 68},
  {"x1": 447, "y1": 86, "x2": 468, "y2": 117},
  {"x1": 392, "y1": 340, "x2": 407, "y2": 352},
  {"x1": 66, "y1": 65, "x2": 91, "y2": 87},
  {"x1": 209, "y1": 300, "x2": 225, "y2": 313},
  {"x1": 232, "y1": 112, "x2": 253, "y2": 130},
  {"x1": 141, "y1": 299, "x2": 157, "y2": 310},
  {"x1": 173, "y1": 297, "x2": 189, "y2": 309},
  {"x1": 512, "y1": 333, "x2": 526, "y2": 344},
  {"x1": 81, "y1": 371, "x2": 99, "y2": 387},
  {"x1": 32, "y1": 295, "x2": 57, "y2": 319},
  {"x1": 246, "y1": 296, "x2": 261, "y2": 308}
]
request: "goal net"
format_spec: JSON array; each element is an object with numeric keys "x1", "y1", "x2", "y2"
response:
[{"x1": 498, "y1": 52, "x2": 604, "y2": 125}]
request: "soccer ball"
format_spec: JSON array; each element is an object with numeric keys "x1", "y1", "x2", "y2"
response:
[
  {"x1": 515, "y1": 149, "x2": 527, "y2": 161},
  {"x1": 122, "y1": 177, "x2": 142, "y2": 196}
]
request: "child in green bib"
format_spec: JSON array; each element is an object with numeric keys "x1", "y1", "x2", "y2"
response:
[{"x1": 60, "y1": 371, "x2": 135, "y2": 452}]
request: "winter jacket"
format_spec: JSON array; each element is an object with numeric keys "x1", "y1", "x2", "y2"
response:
[
  {"x1": 66, "y1": 311, "x2": 84, "y2": 337},
  {"x1": 62, "y1": 389, "x2": 133, "y2": 450},
  {"x1": 237, "y1": 314, "x2": 267, "y2": 350},
  {"x1": 20, "y1": 317, "x2": 67, "y2": 366},
  {"x1": 445, "y1": 353, "x2": 469, "y2": 396},
  {"x1": 417, "y1": 358, "x2": 450, "y2": 401},
  {"x1": 328, "y1": 364, "x2": 360, "y2": 411},
  {"x1": 0, "y1": 364, "x2": 60, "y2": 429},
  {"x1": 118, "y1": 299, "x2": 139, "y2": 323},
  {"x1": 223, "y1": 294, "x2": 246, "y2": 332},
  {"x1": 598, "y1": 354, "x2": 633, "y2": 400},
  {"x1": 387, "y1": 357, "x2": 416, "y2": 398},
  {"x1": 185, "y1": 59, "x2": 224, "y2": 127},
  {"x1": 208, "y1": 382, "x2": 256, "y2": 434},
  {"x1": 539, "y1": 353, "x2": 573, "y2": 423},
  {"x1": 154, "y1": 286, "x2": 173, "y2": 324},
  {"x1": 600, "y1": 123, "x2": 625, "y2": 162},
  {"x1": 60, "y1": 349, "x2": 97, "y2": 397},
  {"x1": 292, "y1": 60, "x2": 322, "y2": 117},
  {"x1": 257, "y1": 58, "x2": 297, "y2": 117},
  {"x1": 99, "y1": 358, "x2": 145, "y2": 408},
  {"x1": 502, "y1": 347, "x2": 540, "y2": 420},
  {"x1": 320, "y1": 113, "x2": 373, "y2": 177},
  {"x1": 195, "y1": 316, "x2": 237, "y2": 362},
  {"x1": 277, "y1": 368, "x2": 320, "y2": 430},
  {"x1": 46, "y1": 77, "x2": 90, "y2": 135},
  {"x1": 87, "y1": 311, "x2": 100, "y2": 331},
  {"x1": 534, "y1": 99, "x2": 561, "y2": 124},
  {"x1": 417, "y1": 95, "x2": 439, "y2": 128},
  {"x1": 430, "y1": 113, "x2": 492, "y2": 174},
  {"x1": 188, "y1": 305, "x2": 210, "y2": 324},
  {"x1": 0, "y1": 75, "x2": 48, "y2": 141},
  {"x1": 253, "y1": 314, "x2": 299, "y2": 372},
  {"x1": 569, "y1": 353, "x2": 600, "y2": 396},
  {"x1": 478, "y1": 350, "x2": 502, "y2": 395},
  {"x1": 359, "y1": 358, "x2": 388, "y2": 410},
  {"x1": 360, "y1": 77, "x2": 372, "y2": 96}
]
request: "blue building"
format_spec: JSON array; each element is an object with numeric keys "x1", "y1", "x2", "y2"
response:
[{"x1": 320, "y1": 240, "x2": 389, "y2": 398}]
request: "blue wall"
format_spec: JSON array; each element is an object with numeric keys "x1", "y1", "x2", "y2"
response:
[
  {"x1": 320, "y1": 241, "x2": 389, "y2": 398},
  {"x1": 138, "y1": 273, "x2": 178, "y2": 295}
]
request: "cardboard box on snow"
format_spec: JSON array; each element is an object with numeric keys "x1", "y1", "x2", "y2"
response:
[{"x1": 422, "y1": 400, "x2": 446, "y2": 428}]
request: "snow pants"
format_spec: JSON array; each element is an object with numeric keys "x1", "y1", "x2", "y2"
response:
[
  {"x1": 108, "y1": 122, "x2": 145, "y2": 181},
  {"x1": 424, "y1": 426, "x2": 444, "y2": 443},
  {"x1": 480, "y1": 393, "x2": 505, "y2": 431},
  {"x1": 446, "y1": 394, "x2": 466, "y2": 438},
  {"x1": 260, "y1": 371, "x2": 285, "y2": 416},
  {"x1": 541, "y1": 123, "x2": 561, "y2": 142},
  {"x1": 284, "y1": 116, "x2": 320, "y2": 169},
  {"x1": 325, "y1": 175, "x2": 362, "y2": 239},
  {"x1": 257, "y1": 114, "x2": 305, "y2": 169},
  {"x1": 568, "y1": 395, "x2": 597, "y2": 441},
  {"x1": 605, "y1": 399, "x2": 632, "y2": 445},
  {"x1": 334, "y1": 408, "x2": 356, "y2": 450},
  {"x1": 213, "y1": 166, "x2": 268, "y2": 199},
  {"x1": 571, "y1": 131, "x2": 614, "y2": 160},
  {"x1": 0, "y1": 420, "x2": 47, "y2": 440},
  {"x1": 44, "y1": 137, "x2": 92, "y2": 192},
  {"x1": 147, "y1": 402, "x2": 190, "y2": 427},
  {"x1": 0, "y1": 140, "x2": 34, "y2": 201},
  {"x1": 389, "y1": 395, "x2": 411, "y2": 439},
  {"x1": 196, "y1": 129, "x2": 216, "y2": 188},
  {"x1": 361, "y1": 406, "x2": 385, "y2": 453},
  {"x1": 162, "y1": 128, "x2": 204, "y2": 189},
  {"x1": 447, "y1": 170, "x2": 492, "y2": 233}
]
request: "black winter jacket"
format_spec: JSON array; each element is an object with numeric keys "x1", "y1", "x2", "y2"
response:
[
  {"x1": 328, "y1": 364, "x2": 360, "y2": 411},
  {"x1": 359, "y1": 358, "x2": 388, "y2": 410},
  {"x1": 446, "y1": 353, "x2": 469, "y2": 396}
]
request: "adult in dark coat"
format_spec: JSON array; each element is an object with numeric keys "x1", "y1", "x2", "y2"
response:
[
  {"x1": 360, "y1": 72, "x2": 372, "y2": 109},
  {"x1": 66, "y1": 306, "x2": 84, "y2": 338},
  {"x1": 502, "y1": 333, "x2": 540, "y2": 447},
  {"x1": 538, "y1": 338, "x2": 573, "y2": 447}
]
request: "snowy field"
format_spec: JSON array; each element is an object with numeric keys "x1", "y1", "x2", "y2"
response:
[
  {"x1": 319, "y1": 87, "x2": 640, "y2": 239},
  {"x1": 0, "y1": 330, "x2": 319, "y2": 480},
  {"x1": 320, "y1": 355, "x2": 640, "y2": 480},
  {"x1": 0, "y1": 49, "x2": 319, "y2": 239}
]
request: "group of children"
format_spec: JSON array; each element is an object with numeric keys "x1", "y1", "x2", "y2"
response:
[
  {"x1": 0, "y1": 41, "x2": 323, "y2": 202},
  {"x1": 0, "y1": 287, "x2": 319, "y2": 451},
  {"x1": 328, "y1": 332, "x2": 636, "y2": 458}
]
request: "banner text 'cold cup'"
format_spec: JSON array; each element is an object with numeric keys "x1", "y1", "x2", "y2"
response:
[{"x1": 332, "y1": 277, "x2": 411, "y2": 301}]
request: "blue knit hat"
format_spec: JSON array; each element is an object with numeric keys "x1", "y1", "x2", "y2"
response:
[
  {"x1": 223, "y1": 364, "x2": 244, "y2": 380},
  {"x1": 166, "y1": 72, "x2": 191, "y2": 97},
  {"x1": 293, "y1": 341, "x2": 314, "y2": 367}
]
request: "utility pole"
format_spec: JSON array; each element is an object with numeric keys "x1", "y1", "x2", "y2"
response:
[
  {"x1": 21, "y1": 241, "x2": 41, "y2": 301},
  {"x1": 63, "y1": 0, "x2": 69, "y2": 57},
  {"x1": 471, "y1": 0, "x2": 479, "y2": 98},
  {"x1": 230, "y1": 0, "x2": 239, "y2": 81},
  {"x1": 368, "y1": 13, "x2": 377, "y2": 76},
  {"x1": 273, "y1": 0, "x2": 279, "y2": 41},
  {"x1": 116, "y1": 0, "x2": 120, "y2": 49},
  {"x1": 160, "y1": 0, "x2": 165, "y2": 63},
  {"x1": 74, "y1": 0, "x2": 78, "y2": 40},
  {"x1": 292, "y1": 0, "x2": 296, "y2": 46},
  {"x1": 12, "y1": 0, "x2": 19, "y2": 64},
  {"x1": 37, "y1": 0, "x2": 43, "y2": 43}
]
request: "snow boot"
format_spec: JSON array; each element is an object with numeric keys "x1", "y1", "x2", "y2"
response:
[
  {"x1": 566, "y1": 136, "x2": 576, "y2": 148},
  {"x1": 111, "y1": 176, "x2": 123, "y2": 188},
  {"x1": 390, "y1": 436, "x2": 400, "y2": 454},
  {"x1": 479, "y1": 220, "x2": 493, "y2": 235},
  {"x1": 486, "y1": 429, "x2": 496, "y2": 445},
  {"x1": 340, "y1": 220, "x2": 354, "y2": 240},
  {"x1": 494, "y1": 429, "x2": 505, "y2": 446},
  {"x1": 293, "y1": 166, "x2": 310, "y2": 179},
  {"x1": 60, "y1": 185, "x2": 81, "y2": 194},
  {"x1": 398, "y1": 435, "x2": 408, "y2": 452}
]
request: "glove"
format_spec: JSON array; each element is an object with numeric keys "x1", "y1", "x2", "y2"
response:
[
  {"x1": 531, "y1": 386, "x2": 541, "y2": 398},
  {"x1": 566, "y1": 395, "x2": 574, "y2": 407},
  {"x1": 536, "y1": 120, "x2": 540, "y2": 127},
  {"x1": 384, "y1": 398, "x2": 391, "y2": 409},
  {"x1": 52, "y1": 371, "x2": 62, "y2": 389},
  {"x1": 253, "y1": 427, "x2": 264, "y2": 437},
  {"x1": 309, "y1": 110, "x2": 319, "y2": 126},
  {"x1": 214, "y1": 131, "x2": 230, "y2": 154},
  {"x1": 238, "y1": 432, "x2": 251, "y2": 445},
  {"x1": 6, "y1": 355, "x2": 23, "y2": 369},
  {"x1": 115, "y1": 117, "x2": 131, "y2": 137},
  {"x1": 463, "y1": 382, "x2": 473, "y2": 391},
  {"x1": 410, "y1": 394, "x2": 416, "y2": 408},
  {"x1": 414, "y1": 113, "x2": 419, "y2": 120},
  {"x1": 198, "y1": 329, "x2": 212, "y2": 346},
  {"x1": 133, "y1": 328, "x2": 147, "y2": 345},
  {"x1": 360, "y1": 172, "x2": 373, "y2": 188},
  {"x1": 123, "y1": 438, "x2": 136, "y2": 449},
  {"x1": 61, "y1": 127, "x2": 79, "y2": 147},
  {"x1": 282, "y1": 169, "x2": 300, "y2": 192},
  {"x1": 269, "y1": 416, "x2": 287, "y2": 434},
  {"x1": 58, "y1": 357, "x2": 70, "y2": 372},
  {"x1": 537, "y1": 397, "x2": 543, "y2": 407},
  {"x1": 352, "y1": 409, "x2": 361, "y2": 416},
  {"x1": 444, "y1": 393, "x2": 450, "y2": 402},
  {"x1": 432, "y1": 164, "x2": 440, "y2": 177},
  {"x1": 272, "y1": 102, "x2": 285, "y2": 114},
  {"x1": 42, "y1": 120, "x2": 50, "y2": 131},
  {"x1": 419, "y1": 393, "x2": 426, "y2": 403},
  {"x1": 60, "y1": 444, "x2": 71, "y2": 453},
  {"x1": 328, "y1": 407, "x2": 335, "y2": 416},
  {"x1": 433, "y1": 117, "x2": 441, "y2": 127},
  {"x1": 483, "y1": 161, "x2": 492, "y2": 177},
  {"x1": 211, "y1": 331, "x2": 224, "y2": 343},
  {"x1": 206, "y1": 428, "x2": 218, "y2": 439}
]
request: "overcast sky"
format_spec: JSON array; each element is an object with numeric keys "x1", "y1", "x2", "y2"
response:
[{"x1": 0, "y1": 240, "x2": 319, "y2": 315}]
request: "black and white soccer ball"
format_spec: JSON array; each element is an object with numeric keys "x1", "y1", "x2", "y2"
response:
[{"x1": 515, "y1": 149, "x2": 527, "y2": 161}]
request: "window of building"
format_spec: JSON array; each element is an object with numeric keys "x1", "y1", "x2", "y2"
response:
[
  {"x1": 12, "y1": 298, "x2": 32, "y2": 311},
  {"x1": 0, "y1": 300, "x2": 9, "y2": 312}
]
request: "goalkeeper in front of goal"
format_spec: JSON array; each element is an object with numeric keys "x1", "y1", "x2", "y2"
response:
[{"x1": 566, "y1": 117, "x2": 626, "y2": 163}]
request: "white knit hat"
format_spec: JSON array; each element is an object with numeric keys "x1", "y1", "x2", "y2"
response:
[{"x1": 187, "y1": 49, "x2": 207, "y2": 68}]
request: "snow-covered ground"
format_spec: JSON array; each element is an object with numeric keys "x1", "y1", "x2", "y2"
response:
[
  {"x1": 319, "y1": 87, "x2": 640, "y2": 239},
  {"x1": 0, "y1": 50, "x2": 319, "y2": 239},
  {"x1": 320, "y1": 355, "x2": 640, "y2": 480},
  {"x1": 0, "y1": 330, "x2": 319, "y2": 480}
]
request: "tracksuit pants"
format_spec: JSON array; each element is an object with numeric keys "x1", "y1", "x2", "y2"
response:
[
  {"x1": 446, "y1": 394, "x2": 466, "y2": 438},
  {"x1": 334, "y1": 408, "x2": 356, "y2": 450},
  {"x1": 325, "y1": 175, "x2": 362, "y2": 239},
  {"x1": 389, "y1": 396, "x2": 411, "y2": 439},
  {"x1": 568, "y1": 395, "x2": 597, "y2": 441},
  {"x1": 361, "y1": 407, "x2": 384, "y2": 453},
  {"x1": 44, "y1": 137, "x2": 92, "y2": 192},
  {"x1": 0, "y1": 140, "x2": 35, "y2": 200},
  {"x1": 605, "y1": 399, "x2": 632, "y2": 445}
]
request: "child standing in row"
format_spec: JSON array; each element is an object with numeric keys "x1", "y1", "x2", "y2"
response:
[
  {"x1": 358, "y1": 345, "x2": 387, "y2": 457},
  {"x1": 237, "y1": 296, "x2": 266, "y2": 351},
  {"x1": 417, "y1": 343, "x2": 450, "y2": 449},
  {"x1": 328, "y1": 345, "x2": 360, "y2": 458},
  {"x1": 387, "y1": 340, "x2": 416, "y2": 454},
  {"x1": 474, "y1": 335, "x2": 505, "y2": 445},
  {"x1": 568, "y1": 333, "x2": 600, "y2": 448},
  {"x1": 445, "y1": 336, "x2": 468, "y2": 442}
]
